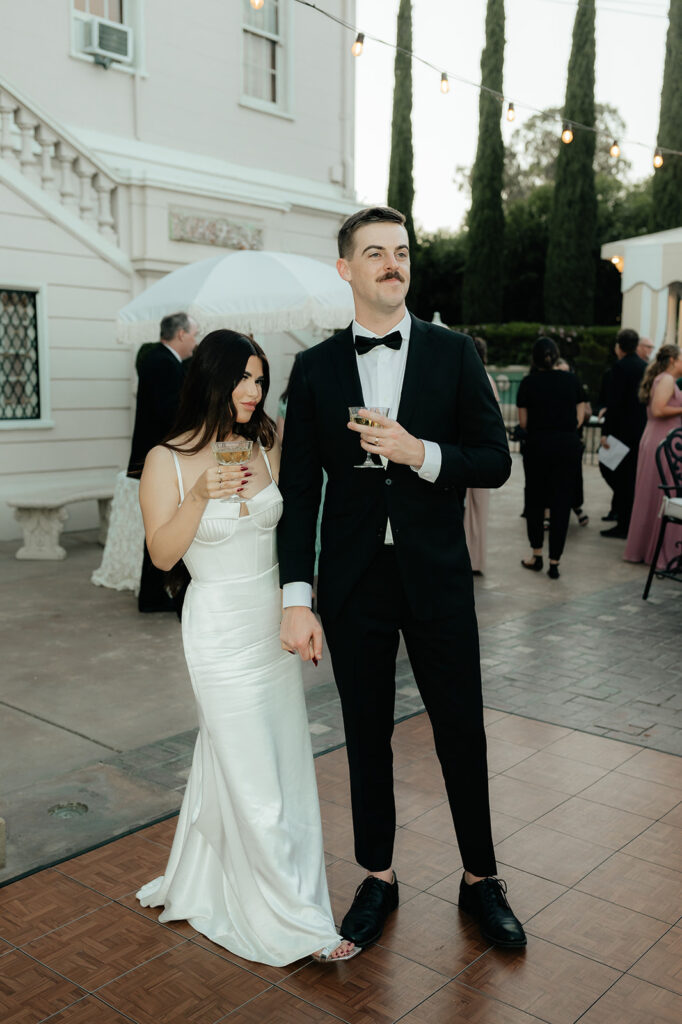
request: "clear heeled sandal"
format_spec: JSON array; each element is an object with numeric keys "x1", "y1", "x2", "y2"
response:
[{"x1": 312, "y1": 941, "x2": 362, "y2": 963}]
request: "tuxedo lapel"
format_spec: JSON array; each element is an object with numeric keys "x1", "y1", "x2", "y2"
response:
[
  {"x1": 330, "y1": 324, "x2": 365, "y2": 407},
  {"x1": 396, "y1": 315, "x2": 430, "y2": 430}
]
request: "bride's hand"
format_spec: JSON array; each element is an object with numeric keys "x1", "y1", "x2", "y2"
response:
[{"x1": 190, "y1": 464, "x2": 250, "y2": 501}]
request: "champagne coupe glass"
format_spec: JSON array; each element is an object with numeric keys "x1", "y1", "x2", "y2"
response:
[
  {"x1": 348, "y1": 406, "x2": 389, "y2": 469},
  {"x1": 211, "y1": 439, "x2": 253, "y2": 501}
]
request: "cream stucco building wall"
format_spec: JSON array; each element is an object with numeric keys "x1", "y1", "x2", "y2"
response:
[{"x1": 0, "y1": 0, "x2": 359, "y2": 540}]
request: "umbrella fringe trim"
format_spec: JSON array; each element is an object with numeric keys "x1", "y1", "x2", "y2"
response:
[{"x1": 116, "y1": 300, "x2": 354, "y2": 344}]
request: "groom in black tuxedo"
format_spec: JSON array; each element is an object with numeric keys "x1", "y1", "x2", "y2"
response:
[{"x1": 278, "y1": 207, "x2": 525, "y2": 949}]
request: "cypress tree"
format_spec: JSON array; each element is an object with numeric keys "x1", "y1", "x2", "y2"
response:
[
  {"x1": 651, "y1": 0, "x2": 682, "y2": 231},
  {"x1": 387, "y1": 0, "x2": 416, "y2": 251},
  {"x1": 544, "y1": 0, "x2": 597, "y2": 325},
  {"x1": 462, "y1": 0, "x2": 506, "y2": 323}
]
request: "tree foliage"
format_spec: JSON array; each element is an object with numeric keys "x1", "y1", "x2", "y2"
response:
[
  {"x1": 651, "y1": 0, "x2": 682, "y2": 231},
  {"x1": 454, "y1": 104, "x2": 630, "y2": 207},
  {"x1": 411, "y1": 172, "x2": 649, "y2": 329},
  {"x1": 410, "y1": 231, "x2": 467, "y2": 324},
  {"x1": 503, "y1": 105, "x2": 630, "y2": 203},
  {"x1": 387, "y1": 0, "x2": 416, "y2": 250},
  {"x1": 462, "y1": 0, "x2": 506, "y2": 323},
  {"x1": 544, "y1": 0, "x2": 598, "y2": 325}
]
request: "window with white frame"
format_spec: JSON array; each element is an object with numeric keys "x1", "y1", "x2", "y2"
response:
[
  {"x1": 71, "y1": 0, "x2": 141, "y2": 69},
  {"x1": 0, "y1": 290, "x2": 41, "y2": 422},
  {"x1": 73, "y1": 0, "x2": 123, "y2": 20},
  {"x1": 242, "y1": 0, "x2": 288, "y2": 110}
]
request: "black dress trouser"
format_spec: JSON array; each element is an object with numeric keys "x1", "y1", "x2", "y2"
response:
[
  {"x1": 138, "y1": 542, "x2": 174, "y2": 613},
  {"x1": 611, "y1": 443, "x2": 639, "y2": 531},
  {"x1": 321, "y1": 546, "x2": 497, "y2": 878},
  {"x1": 523, "y1": 432, "x2": 582, "y2": 562}
]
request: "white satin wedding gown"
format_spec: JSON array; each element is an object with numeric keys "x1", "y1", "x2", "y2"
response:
[{"x1": 137, "y1": 446, "x2": 340, "y2": 966}]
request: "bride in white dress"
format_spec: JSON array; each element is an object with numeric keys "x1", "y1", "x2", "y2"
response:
[{"x1": 136, "y1": 330, "x2": 356, "y2": 965}]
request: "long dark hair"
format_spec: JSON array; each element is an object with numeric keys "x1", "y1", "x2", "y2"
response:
[
  {"x1": 639, "y1": 344, "x2": 680, "y2": 404},
  {"x1": 165, "y1": 330, "x2": 276, "y2": 453}
]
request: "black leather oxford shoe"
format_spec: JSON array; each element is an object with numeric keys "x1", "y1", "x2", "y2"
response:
[
  {"x1": 340, "y1": 873, "x2": 399, "y2": 947},
  {"x1": 458, "y1": 875, "x2": 527, "y2": 948}
]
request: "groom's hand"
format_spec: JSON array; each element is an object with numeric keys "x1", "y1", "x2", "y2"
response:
[
  {"x1": 348, "y1": 410, "x2": 425, "y2": 468},
  {"x1": 281, "y1": 606, "x2": 323, "y2": 662}
]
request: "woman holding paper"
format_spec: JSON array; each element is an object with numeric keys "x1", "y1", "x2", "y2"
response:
[
  {"x1": 517, "y1": 338, "x2": 585, "y2": 579},
  {"x1": 625, "y1": 344, "x2": 682, "y2": 567}
]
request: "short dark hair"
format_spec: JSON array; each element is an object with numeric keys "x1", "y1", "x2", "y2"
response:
[
  {"x1": 160, "y1": 312, "x2": 191, "y2": 341},
  {"x1": 531, "y1": 337, "x2": 560, "y2": 371},
  {"x1": 338, "y1": 206, "x2": 406, "y2": 259},
  {"x1": 616, "y1": 328, "x2": 639, "y2": 354}
]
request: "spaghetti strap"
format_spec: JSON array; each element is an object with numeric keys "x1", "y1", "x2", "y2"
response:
[
  {"x1": 170, "y1": 449, "x2": 185, "y2": 503},
  {"x1": 260, "y1": 444, "x2": 274, "y2": 482}
]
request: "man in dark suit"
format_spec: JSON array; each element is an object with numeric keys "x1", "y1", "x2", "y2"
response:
[
  {"x1": 127, "y1": 311, "x2": 198, "y2": 611},
  {"x1": 277, "y1": 207, "x2": 525, "y2": 950},
  {"x1": 600, "y1": 328, "x2": 647, "y2": 539}
]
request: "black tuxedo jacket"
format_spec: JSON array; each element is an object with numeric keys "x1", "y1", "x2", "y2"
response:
[
  {"x1": 604, "y1": 353, "x2": 647, "y2": 447},
  {"x1": 277, "y1": 315, "x2": 511, "y2": 621},
  {"x1": 127, "y1": 344, "x2": 186, "y2": 477}
]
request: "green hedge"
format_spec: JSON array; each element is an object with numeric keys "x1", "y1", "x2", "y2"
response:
[{"x1": 452, "y1": 322, "x2": 618, "y2": 403}]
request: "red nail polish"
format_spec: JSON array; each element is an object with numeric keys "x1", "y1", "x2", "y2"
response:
[{"x1": 312, "y1": 657, "x2": 319, "y2": 667}]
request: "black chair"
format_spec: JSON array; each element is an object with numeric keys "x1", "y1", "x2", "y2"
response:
[{"x1": 642, "y1": 426, "x2": 682, "y2": 600}]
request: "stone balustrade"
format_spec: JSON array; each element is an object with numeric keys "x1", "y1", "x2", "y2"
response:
[{"x1": 0, "y1": 84, "x2": 119, "y2": 244}]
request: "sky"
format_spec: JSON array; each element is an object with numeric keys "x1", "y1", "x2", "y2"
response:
[{"x1": 352, "y1": 0, "x2": 669, "y2": 233}]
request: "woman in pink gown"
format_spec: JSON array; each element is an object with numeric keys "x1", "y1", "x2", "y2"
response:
[{"x1": 625, "y1": 344, "x2": 682, "y2": 567}]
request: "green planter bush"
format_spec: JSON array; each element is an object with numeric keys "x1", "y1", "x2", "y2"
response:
[{"x1": 453, "y1": 322, "x2": 618, "y2": 403}]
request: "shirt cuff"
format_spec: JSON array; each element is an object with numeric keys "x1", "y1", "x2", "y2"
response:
[
  {"x1": 412, "y1": 439, "x2": 441, "y2": 482},
  {"x1": 282, "y1": 582, "x2": 313, "y2": 609}
]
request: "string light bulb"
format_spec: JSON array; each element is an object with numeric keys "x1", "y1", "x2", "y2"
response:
[
  {"x1": 653, "y1": 148, "x2": 664, "y2": 168},
  {"x1": 609, "y1": 140, "x2": 620, "y2": 159},
  {"x1": 249, "y1": 0, "x2": 264, "y2": 10},
  {"x1": 561, "y1": 123, "x2": 574, "y2": 145},
  {"x1": 351, "y1": 32, "x2": 364, "y2": 57},
  {"x1": 506, "y1": 102, "x2": 515, "y2": 122},
  {"x1": 440, "y1": 72, "x2": 449, "y2": 94}
]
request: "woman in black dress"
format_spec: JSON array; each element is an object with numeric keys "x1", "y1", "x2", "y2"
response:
[{"x1": 517, "y1": 338, "x2": 586, "y2": 579}]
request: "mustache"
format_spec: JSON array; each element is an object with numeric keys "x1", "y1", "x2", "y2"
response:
[{"x1": 378, "y1": 271, "x2": 404, "y2": 282}]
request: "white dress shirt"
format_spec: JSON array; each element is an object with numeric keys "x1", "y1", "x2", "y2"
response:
[
  {"x1": 162, "y1": 342, "x2": 182, "y2": 362},
  {"x1": 282, "y1": 310, "x2": 442, "y2": 609}
]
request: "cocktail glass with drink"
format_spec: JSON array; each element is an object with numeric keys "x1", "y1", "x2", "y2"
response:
[
  {"x1": 211, "y1": 439, "x2": 253, "y2": 501},
  {"x1": 348, "y1": 406, "x2": 389, "y2": 469}
]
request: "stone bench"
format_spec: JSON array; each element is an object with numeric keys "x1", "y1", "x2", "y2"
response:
[{"x1": 7, "y1": 482, "x2": 115, "y2": 560}]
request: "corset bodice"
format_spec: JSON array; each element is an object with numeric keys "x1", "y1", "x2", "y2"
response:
[
  {"x1": 183, "y1": 480, "x2": 283, "y2": 582},
  {"x1": 171, "y1": 446, "x2": 283, "y2": 584}
]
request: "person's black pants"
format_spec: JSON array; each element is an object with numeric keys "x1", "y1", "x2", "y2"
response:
[
  {"x1": 611, "y1": 444, "x2": 639, "y2": 531},
  {"x1": 138, "y1": 542, "x2": 175, "y2": 613},
  {"x1": 321, "y1": 546, "x2": 497, "y2": 878},
  {"x1": 599, "y1": 461, "x2": 617, "y2": 515},
  {"x1": 523, "y1": 434, "x2": 582, "y2": 561}
]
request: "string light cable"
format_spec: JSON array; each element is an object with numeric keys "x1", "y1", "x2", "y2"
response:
[
  {"x1": 540, "y1": 0, "x2": 667, "y2": 20},
  {"x1": 290, "y1": 0, "x2": 682, "y2": 165}
]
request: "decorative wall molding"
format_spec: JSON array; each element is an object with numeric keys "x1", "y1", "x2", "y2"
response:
[{"x1": 168, "y1": 207, "x2": 264, "y2": 250}]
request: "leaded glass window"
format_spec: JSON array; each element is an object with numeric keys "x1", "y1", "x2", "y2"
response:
[{"x1": 0, "y1": 290, "x2": 41, "y2": 421}]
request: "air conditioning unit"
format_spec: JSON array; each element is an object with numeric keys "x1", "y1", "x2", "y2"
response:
[{"x1": 83, "y1": 17, "x2": 133, "y2": 64}]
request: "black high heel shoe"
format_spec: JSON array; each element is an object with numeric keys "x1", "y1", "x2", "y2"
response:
[
  {"x1": 521, "y1": 555, "x2": 543, "y2": 572},
  {"x1": 547, "y1": 563, "x2": 560, "y2": 579}
]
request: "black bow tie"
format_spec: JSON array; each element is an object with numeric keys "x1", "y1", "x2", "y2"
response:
[{"x1": 354, "y1": 331, "x2": 403, "y2": 356}]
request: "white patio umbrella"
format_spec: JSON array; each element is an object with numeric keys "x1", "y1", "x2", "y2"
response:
[{"x1": 117, "y1": 250, "x2": 354, "y2": 343}]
